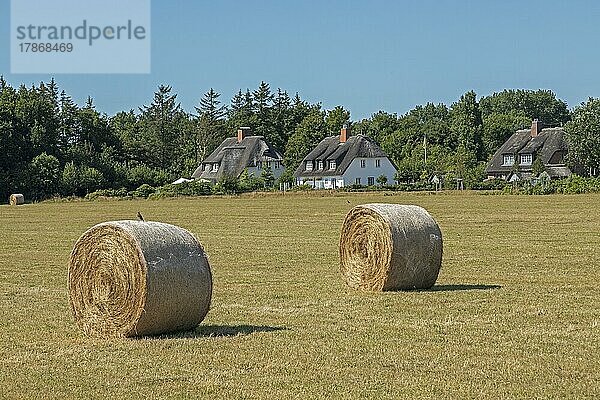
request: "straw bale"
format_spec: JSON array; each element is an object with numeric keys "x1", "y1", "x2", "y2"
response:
[
  {"x1": 339, "y1": 203, "x2": 442, "y2": 291},
  {"x1": 9, "y1": 194, "x2": 24, "y2": 206},
  {"x1": 68, "y1": 220, "x2": 212, "y2": 337}
]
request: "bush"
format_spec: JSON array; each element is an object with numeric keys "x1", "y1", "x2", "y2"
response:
[
  {"x1": 60, "y1": 162, "x2": 106, "y2": 197},
  {"x1": 126, "y1": 165, "x2": 171, "y2": 189},
  {"x1": 501, "y1": 175, "x2": 600, "y2": 195},
  {"x1": 85, "y1": 187, "x2": 129, "y2": 200},
  {"x1": 27, "y1": 152, "x2": 61, "y2": 200},
  {"x1": 132, "y1": 184, "x2": 156, "y2": 198},
  {"x1": 215, "y1": 176, "x2": 241, "y2": 195}
]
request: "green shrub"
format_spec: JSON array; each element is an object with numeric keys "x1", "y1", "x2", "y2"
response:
[
  {"x1": 27, "y1": 152, "x2": 61, "y2": 200},
  {"x1": 133, "y1": 184, "x2": 156, "y2": 198}
]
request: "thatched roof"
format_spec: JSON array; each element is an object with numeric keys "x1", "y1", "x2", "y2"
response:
[
  {"x1": 294, "y1": 134, "x2": 390, "y2": 177},
  {"x1": 485, "y1": 127, "x2": 571, "y2": 178},
  {"x1": 192, "y1": 135, "x2": 283, "y2": 181}
]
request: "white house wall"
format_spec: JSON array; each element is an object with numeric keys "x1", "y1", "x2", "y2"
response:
[
  {"x1": 296, "y1": 157, "x2": 396, "y2": 188},
  {"x1": 341, "y1": 157, "x2": 396, "y2": 186}
]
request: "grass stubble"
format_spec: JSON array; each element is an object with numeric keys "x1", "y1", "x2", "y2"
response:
[{"x1": 0, "y1": 191, "x2": 598, "y2": 399}]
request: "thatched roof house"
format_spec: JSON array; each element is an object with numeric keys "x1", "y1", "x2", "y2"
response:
[
  {"x1": 485, "y1": 119, "x2": 572, "y2": 180},
  {"x1": 192, "y1": 127, "x2": 284, "y2": 182},
  {"x1": 294, "y1": 126, "x2": 397, "y2": 189}
]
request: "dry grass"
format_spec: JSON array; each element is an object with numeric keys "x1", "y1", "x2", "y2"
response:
[{"x1": 0, "y1": 191, "x2": 599, "y2": 399}]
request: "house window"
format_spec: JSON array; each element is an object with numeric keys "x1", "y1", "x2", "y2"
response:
[
  {"x1": 360, "y1": 159, "x2": 366, "y2": 168},
  {"x1": 520, "y1": 153, "x2": 532, "y2": 165},
  {"x1": 368, "y1": 177, "x2": 375, "y2": 186},
  {"x1": 355, "y1": 177, "x2": 361, "y2": 185},
  {"x1": 329, "y1": 160, "x2": 336, "y2": 170},
  {"x1": 274, "y1": 161, "x2": 281, "y2": 169},
  {"x1": 306, "y1": 161, "x2": 313, "y2": 171},
  {"x1": 375, "y1": 159, "x2": 381, "y2": 168},
  {"x1": 502, "y1": 154, "x2": 515, "y2": 166},
  {"x1": 212, "y1": 163, "x2": 219, "y2": 172},
  {"x1": 318, "y1": 160, "x2": 324, "y2": 170}
]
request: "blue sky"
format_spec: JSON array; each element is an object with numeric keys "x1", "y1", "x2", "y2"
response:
[{"x1": 1, "y1": 0, "x2": 600, "y2": 119}]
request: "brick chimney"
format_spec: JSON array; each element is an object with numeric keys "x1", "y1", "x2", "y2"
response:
[
  {"x1": 531, "y1": 119, "x2": 543, "y2": 138},
  {"x1": 340, "y1": 124, "x2": 350, "y2": 143},
  {"x1": 237, "y1": 126, "x2": 251, "y2": 142}
]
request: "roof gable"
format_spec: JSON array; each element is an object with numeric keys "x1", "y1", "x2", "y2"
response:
[
  {"x1": 486, "y1": 127, "x2": 569, "y2": 175},
  {"x1": 192, "y1": 135, "x2": 283, "y2": 180},
  {"x1": 294, "y1": 134, "x2": 392, "y2": 177}
]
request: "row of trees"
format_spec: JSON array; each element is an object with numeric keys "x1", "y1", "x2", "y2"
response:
[{"x1": 0, "y1": 76, "x2": 598, "y2": 200}]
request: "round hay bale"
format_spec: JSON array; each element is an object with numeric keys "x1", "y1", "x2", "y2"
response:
[
  {"x1": 9, "y1": 194, "x2": 24, "y2": 206},
  {"x1": 68, "y1": 220, "x2": 212, "y2": 337},
  {"x1": 339, "y1": 203, "x2": 443, "y2": 291}
]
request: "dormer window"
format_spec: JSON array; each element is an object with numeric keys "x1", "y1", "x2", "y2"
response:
[
  {"x1": 318, "y1": 160, "x2": 324, "y2": 170},
  {"x1": 212, "y1": 163, "x2": 219, "y2": 172},
  {"x1": 305, "y1": 161, "x2": 313, "y2": 171},
  {"x1": 329, "y1": 160, "x2": 336, "y2": 170},
  {"x1": 502, "y1": 154, "x2": 515, "y2": 166},
  {"x1": 520, "y1": 153, "x2": 532, "y2": 165}
]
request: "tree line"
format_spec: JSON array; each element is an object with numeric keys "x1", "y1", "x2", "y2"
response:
[{"x1": 0, "y1": 76, "x2": 598, "y2": 200}]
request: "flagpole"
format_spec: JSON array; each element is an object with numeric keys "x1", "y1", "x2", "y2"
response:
[{"x1": 423, "y1": 134, "x2": 427, "y2": 168}]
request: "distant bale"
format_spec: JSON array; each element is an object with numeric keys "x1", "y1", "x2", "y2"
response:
[
  {"x1": 68, "y1": 220, "x2": 212, "y2": 337},
  {"x1": 9, "y1": 194, "x2": 24, "y2": 206},
  {"x1": 339, "y1": 204, "x2": 443, "y2": 291}
]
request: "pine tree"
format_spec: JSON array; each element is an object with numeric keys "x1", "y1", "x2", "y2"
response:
[
  {"x1": 57, "y1": 90, "x2": 80, "y2": 156},
  {"x1": 227, "y1": 89, "x2": 254, "y2": 132},
  {"x1": 253, "y1": 82, "x2": 274, "y2": 139},
  {"x1": 139, "y1": 85, "x2": 187, "y2": 173},
  {"x1": 271, "y1": 88, "x2": 292, "y2": 150},
  {"x1": 193, "y1": 88, "x2": 227, "y2": 165}
]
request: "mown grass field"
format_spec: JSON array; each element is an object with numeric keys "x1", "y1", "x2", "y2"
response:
[{"x1": 0, "y1": 191, "x2": 599, "y2": 399}]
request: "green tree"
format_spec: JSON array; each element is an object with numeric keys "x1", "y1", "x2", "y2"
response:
[
  {"x1": 564, "y1": 98, "x2": 600, "y2": 176},
  {"x1": 271, "y1": 88, "x2": 293, "y2": 150},
  {"x1": 138, "y1": 85, "x2": 188, "y2": 174},
  {"x1": 531, "y1": 155, "x2": 545, "y2": 176},
  {"x1": 450, "y1": 91, "x2": 484, "y2": 161},
  {"x1": 284, "y1": 110, "x2": 326, "y2": 171},
  {"x1": 252, "y1": 81, "x2": 274, "y2": 140},
  {"x1": 482, "y1": 112, "x2": 530, "y2": 158},
  {"x1": 260, "y1": 165, "x2": 275, "y2": 188},
  {"x1": 27, "y1": 152, "x2": 60, "y2": 199},
  {"x1": 193, "y1": 88, "x2": 227, "y2": 166},
  {"x1": 227, "y1": 89, "x2": 255, "y2": 133},
  {"x1": 479, "y1": 89, "x2": 570, "y2": 126},
  {"x1": 325, "y1": 106, "x2": 351, "y2": 135},
  {"x1": 353, "y1": 111, "x2": 400, "y2": 146},
  {"x1": 376, "y1": 174, "x2": 388, "y2": 186}
]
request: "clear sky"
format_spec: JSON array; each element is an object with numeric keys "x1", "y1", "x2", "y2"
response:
[{"x1": 1, "y1": 0, "x2": 600, "y2": 119}]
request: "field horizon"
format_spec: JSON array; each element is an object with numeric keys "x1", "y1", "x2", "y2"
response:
[{"x1": 1, "y1": 191, "x2": 598, "y2": 399}]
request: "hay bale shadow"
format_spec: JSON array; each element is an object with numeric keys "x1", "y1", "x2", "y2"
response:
[
  {"x1": 139, "y1": 324, "x2": 288, "y2": 340},
  {"x1": 425, "y1": 284, "x2": 502, "y2": 292}
]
